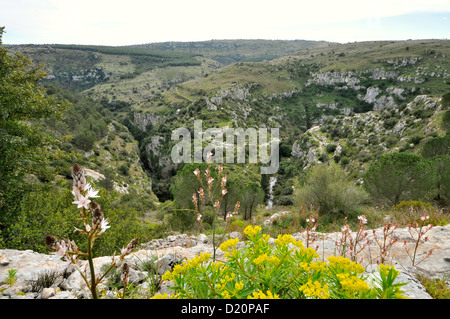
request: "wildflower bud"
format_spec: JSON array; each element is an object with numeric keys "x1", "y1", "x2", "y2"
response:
[
  {"x1": 121, "y1": 263, "x2": 130, "y2": 286},
  {"x1": 221, "y1": 175, "x2": 227, "y2": 188},
  {"x1": 198, "y1": 188, "x2": 204, "y2": 200},
  {"x1": 121, "y1": 237, "x2": 139, "y2": 257},
  {"x1": 71, "y1": 163, "x2": 86, "y2": 191},
  {"x1": 46, "y1": 234, "x2": 59, "y2": 251},
  {"x1": 233, "y1": 201, "x2": 240, "y2": 214},
  {"x1": 91, "y1": 201, "x2": 104, "y2": 228},
  {"x1": 61, "y1": 237, "x2": 72, "y2": 251}
]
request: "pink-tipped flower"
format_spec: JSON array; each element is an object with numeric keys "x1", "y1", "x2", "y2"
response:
[
  {"x1": 72, "y1": 187, "x2": 81, "y2": 201},
  {"x1": 72, "y1": 194, "x2": 91, "y2": 209},
  {"x1": 233, "y1": 201, "x2": 240, "y2": 214},
  {"x1": 56, "y1": 240, "x2": 68, "y2": 257},
  {"x1": 194, "y1": 168, "x2": 200, "y2": 176},
  {"x1": 221, "y1": 175, "x2": 227, "y2": 188},
  {"x1": 86, "y1": 186, "x2": 100, "y2": 199},
  {"x1": 358, "y1": 215, "x2": 368, "y2": 225},
  {"x1": 214, "y1": 200, "x2": 220, "y2": 210},
  {"x1": 222, "y1": 188, "x2": 227, "y2": 196},
  {"x1": 197, "y1": 213, "x2": 202, "y2": 222},
  {"x1": 98, "y1": 219, "x2": 110, "y2": 235},
  {"x1": 197, "y1": 188, "x2": 204, "y2": 202}
]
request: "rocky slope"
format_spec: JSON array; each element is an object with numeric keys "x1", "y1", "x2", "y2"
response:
[{"x1": 1, "y1": 224, "x2": 448, "y2": 299}]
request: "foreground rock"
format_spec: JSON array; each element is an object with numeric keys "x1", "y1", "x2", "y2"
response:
[{"x1": 1, "y1": 226, "x2": 448, "y2": 299}]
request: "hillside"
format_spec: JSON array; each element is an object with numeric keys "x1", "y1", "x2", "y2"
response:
[
  {"x1": 7, "y1": 40, "x2": 450, "y2": 202},
  {"x1": 6, "y1": 39, "x2": 450, "y2": 208},
  {"x1": 119, "y1": 39, "x2": 450, "y2": 203},
  {"x1": 2, "y1": 37, "x2": 450, "y2": 301}
]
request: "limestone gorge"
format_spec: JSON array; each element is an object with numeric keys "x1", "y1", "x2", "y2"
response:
[{"x1": 1, "y1": 36, "x2": 450, "y2": 299}]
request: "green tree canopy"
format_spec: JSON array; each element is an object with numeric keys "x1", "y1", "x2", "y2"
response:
[
  {"x1": 421, "y1": 134, "x2": 450, "y2": 158},
  {"x1": 363, "y1": 152, "x2": 437, "y2": 206},
  {"x1": 0, "y1": 27, "x2": 69, "y2": 223}
]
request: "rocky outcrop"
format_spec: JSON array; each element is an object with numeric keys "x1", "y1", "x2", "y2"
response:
[{"x1": 1, "y1": 224, "x2": 448, "y2": 299}]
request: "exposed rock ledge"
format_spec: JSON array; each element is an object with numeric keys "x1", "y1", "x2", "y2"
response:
[{"x1": 1, "y1": 225, "x2": 448, "y2": 299}]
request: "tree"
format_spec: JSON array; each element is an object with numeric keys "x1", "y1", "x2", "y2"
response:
[
  {"x1": 240, "y1": 182, "x2": 265, "y2": 220},
  {"x1": 294, "y1": 163, "x2": 368, "y2": 217},
  {"x1": 363, "y1": 152, "x2": 437, "y2": 206},
  {"x1": 171, "y1": 162, "x2": 212, "y2": 210},
  {"x1": 429, "y1": 155, "x2": 450, "y2": 204},
  {"x1": 421, "y1": 134, "x2": 450, "y2": 158},
  {"x1": 0, "y1": 27, "x2": 69, "y2": 225}
]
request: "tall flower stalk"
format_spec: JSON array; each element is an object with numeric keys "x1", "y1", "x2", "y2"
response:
[
  {"x1": 334, "y1": 215, "x2": 370, "y2": 264},
  {"x1": 372, "y1": 222, "x2": 398, "y2": 264},
  {"x1": 192, "y1": 152, "x2": 239, "y2": 261},
  {"x1": 46, "y1": 163, "x2": 139, "y2": 299},
  {"x1": 404, "y1": 211, "x2": 433, "y2": 266}
]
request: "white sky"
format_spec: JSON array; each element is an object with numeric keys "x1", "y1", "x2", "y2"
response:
[{"x1": 1, "y1": 0, "x2": 449, "y2": 45}]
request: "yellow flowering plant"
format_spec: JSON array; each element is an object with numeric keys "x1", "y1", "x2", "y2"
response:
[{"x1": 160, "y1": 225, "x2": 408, "y2": 299}]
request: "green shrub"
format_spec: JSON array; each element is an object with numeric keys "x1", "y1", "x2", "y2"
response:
[
  {"x1": 394, "y1": 200, "x2": 434, "y2": 211},
  {"x1": 294, "y1": 163, "x2": 368, "y2": 217},
  {"x1": 230, "y1": 220, "x2": 247, "y2": 232}
]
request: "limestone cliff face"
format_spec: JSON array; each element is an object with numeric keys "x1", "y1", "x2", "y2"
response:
[{"x1": 291, "y1": 94, "x2": 445, "y2": 170}]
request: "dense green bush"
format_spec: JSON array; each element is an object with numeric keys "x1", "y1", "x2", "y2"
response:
[{"x1": 294, "y1": 163, "x2": 368, "y2": 217}]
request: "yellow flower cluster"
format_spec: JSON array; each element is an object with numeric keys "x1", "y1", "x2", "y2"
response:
[
  {"x1": 300, "y1": 260, "x2": 327, "y2": 273},
  {"x1": 217, "y1": 274, "x2": 246, "y2": 298},
  {"x1": 219, "y1": 238, "x2": 239, "y2": 252},
  {"x1": 235, "y1": 281, "x2": 244, "y2": 291},
  {"x1": 378, "y1": 264, "x2": 399, "y2": 278},
  {"x1": 247, "y1": 290, "x2": 280, "y2": 299},
  {"x1": 261, "y1": 233, "x2": 271, "y2": 243},
  {"x1": 243, "y1": 225, "x2": 262, "y2": 238},
  {"x1": 274, "y1": 234, "x2": 304, "y2": 248},
  {"x1": 253, "y1": 253, "x2": 280, "y2": 265},
  {"x1": 294, "y1": 246, "x2": 319, "y2": 261},
  {"x1": 299, "y1": 280, "x2": 330, "y2": 299},
  {"x1": 161, "y1": 253, "x2": 211, "y2": 281},
  {"x1": 327, "y1": 256, "x2": 365, "y2": 274},
  {"x1": 337, "y1": 273, "x2": 370, "y2": 297}
]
